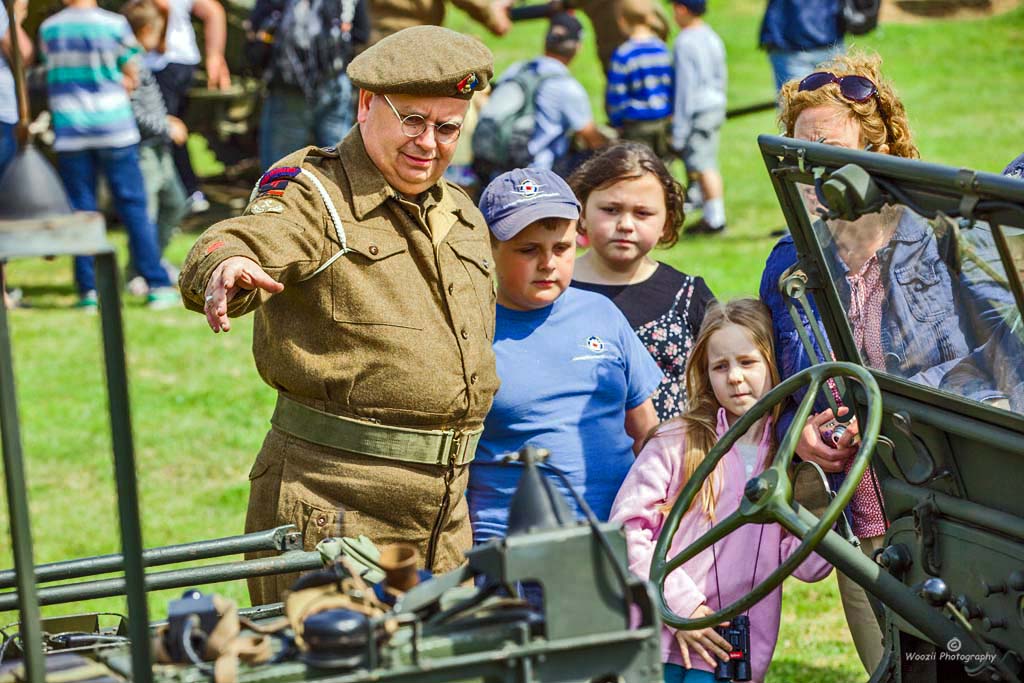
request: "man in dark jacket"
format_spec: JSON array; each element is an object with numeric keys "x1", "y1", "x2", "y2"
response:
[
  {"x1": 247, "y1": 0, "x2": 371, "y2": 170},
  {"x1": 759, "y1": 0, "x2": 844, "y2": 92}
]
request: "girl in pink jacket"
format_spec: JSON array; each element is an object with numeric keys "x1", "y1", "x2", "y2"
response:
[{"x1": 609, "y1": 298, "x2": 833, "y2": 683}]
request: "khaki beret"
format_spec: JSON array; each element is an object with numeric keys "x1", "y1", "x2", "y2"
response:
[{"x1": 347, "y1": 25, "x2": 494, "y2": 100}]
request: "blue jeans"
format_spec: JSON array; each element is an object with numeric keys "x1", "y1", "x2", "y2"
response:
[
  {"x1": 259, "y1": 73, "x2": 354, "y2": 171},
  {"x1": 56, "y1": 145, "x2": 172, "y2": 294},
  {"x1": 0, "y1": 121, "x2": 16, "y2": 180},
  {"x1": 768, "y1": 43, "x2": 844, "y2": 92},
  {"x1": 662, "y1": 664, "x2": 716, "y2": 683}
]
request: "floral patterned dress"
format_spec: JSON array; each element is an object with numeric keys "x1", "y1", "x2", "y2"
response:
[{"x1": 572, "y1": 264, "x2": 715, "y2": 420}]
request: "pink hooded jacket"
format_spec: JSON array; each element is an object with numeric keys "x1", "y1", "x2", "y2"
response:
[{"x1": 609, "y1": 409, "x2": 833, "y2": 682}]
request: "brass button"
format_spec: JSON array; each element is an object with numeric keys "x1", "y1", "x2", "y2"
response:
[
  {"x1": 368, "y1": 245, "x2": 379, "y2": 256},
  {"x1": 470, "y1": 373, "x2": 478, "y2": 384},
  {"x1": 461, "y1": 329, "x2": 469, "y2": 339},
  {"x1": 448, "y1": 283, "x2": 454, "y2": 295},
  {"x1": 315, "y1": 514, "x2": 328, "y2": 527}
]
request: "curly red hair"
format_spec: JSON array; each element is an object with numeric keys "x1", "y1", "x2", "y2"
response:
[{"x1": 778, "y1": 50, "x2": 919, "y2": 160}]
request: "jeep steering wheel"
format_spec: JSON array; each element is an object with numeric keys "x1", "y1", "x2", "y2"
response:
[{"x1": 649, "y1": 361, "x2": 881, "y2": 630}]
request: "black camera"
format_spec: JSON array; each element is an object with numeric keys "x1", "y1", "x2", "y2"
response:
[{"x1": 713, "y1": 614, "x2": 752, "y2": 681}]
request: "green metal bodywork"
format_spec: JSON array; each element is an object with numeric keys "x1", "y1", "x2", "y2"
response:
[{"x1": 747, "y1": 136, "x2": 1024, "y2": 681}]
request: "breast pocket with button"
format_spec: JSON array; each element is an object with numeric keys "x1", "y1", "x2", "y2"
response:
[
  {"x1": 448, "y1": 238, "x2": 496, "y2": 340},
  {"x1": 894, "y1": 260, "x2": 953, "y2": 324},
  {"x1": 332, "y1": 229, "x2": 426, "y2": 330}
]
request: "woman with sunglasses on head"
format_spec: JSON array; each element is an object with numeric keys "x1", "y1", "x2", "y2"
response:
[{"x1": 759, "y1": 50, "x2": 1012, "y2": 675}]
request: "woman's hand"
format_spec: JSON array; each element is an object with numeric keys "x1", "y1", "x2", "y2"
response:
[
  {"x1": 795, "y1": 409, "x2": 858, "y2": 473},
  {"x1": 674, "y1": 604, "x2": 732, "y2": 669}
]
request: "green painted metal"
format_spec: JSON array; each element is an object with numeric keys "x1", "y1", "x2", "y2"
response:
[
  {"x1": 93, "y1": 252, "x2": 152, "y2": 683},
  {"x1": 0, "y1": 272, "x2": 44, "y2": 683},
  {"x1": 757, "y1": 134, "x2": 1024, "y2": 682},
  {"x1": 0, "y1": 525, "x2": 301, "y2": 589},
  {"x1": 0, "y1": 551, "x2": 324, "y2": 611}
]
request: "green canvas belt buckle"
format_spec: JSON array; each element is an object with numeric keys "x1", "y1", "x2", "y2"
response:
[{"x1": 271, "y1": 395, "x2": 482, "y2": 467}]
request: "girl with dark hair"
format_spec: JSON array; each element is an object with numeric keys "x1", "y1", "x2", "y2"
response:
[{"x1": 570, "y1": 142, "x2": 715, "y2": 420}]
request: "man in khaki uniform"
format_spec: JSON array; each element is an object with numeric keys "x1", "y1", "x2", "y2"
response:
[
  {"x1": 369, "y1": 0, "x2": 510, "y2": 46},
  {"x1": 179, "y1": 25, "x2": 500, "y2": 605}
]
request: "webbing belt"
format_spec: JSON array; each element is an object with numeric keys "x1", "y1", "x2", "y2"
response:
[{"x1": 271, "y1": 395, "x2": 481, "y2": 467}]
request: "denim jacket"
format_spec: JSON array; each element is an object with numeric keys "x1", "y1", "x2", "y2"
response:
[{"x1": 760, "y1": 210, "x2": 1012, "y2": 494}]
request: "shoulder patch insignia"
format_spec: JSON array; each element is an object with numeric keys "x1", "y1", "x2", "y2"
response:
[
  {"x1": 257, "y1": 166, "x2": 302, "y2": 195},
  {"x1": 246, "y1": 198, "x2": 286, "y2": 215}
]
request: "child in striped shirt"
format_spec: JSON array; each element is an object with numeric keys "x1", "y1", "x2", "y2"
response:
[
  {"x1": 605, "y1": 0, "x2": 673, "y2": 160},
  {"x1": 39, "y1": 0, "x2": 177, "y2": 309}
]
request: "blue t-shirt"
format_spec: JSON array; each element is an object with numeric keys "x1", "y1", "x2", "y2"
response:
[{"x1": 469, "y1": 288, "x2": 664, "y2": 543}]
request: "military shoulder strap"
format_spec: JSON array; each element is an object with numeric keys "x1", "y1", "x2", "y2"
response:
[{"x1": 248, "y1": 149, "x2": 351, "y2": 281}]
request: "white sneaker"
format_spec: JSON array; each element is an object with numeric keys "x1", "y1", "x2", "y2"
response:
[{"x1": 126, "y1": 276, "x2": 149, "y2": 297}]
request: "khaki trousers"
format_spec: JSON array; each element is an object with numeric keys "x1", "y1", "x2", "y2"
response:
[
  {"x1": 244, "y1": 427, "x2": 472, "y2": 606},
  {"x1": 836, "y1": 534, "x2": 885, "y2": 674}
]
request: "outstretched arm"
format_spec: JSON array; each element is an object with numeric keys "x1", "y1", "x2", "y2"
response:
[{"x1": 192, "y1": 0, "x2": 232, "y2": 89}]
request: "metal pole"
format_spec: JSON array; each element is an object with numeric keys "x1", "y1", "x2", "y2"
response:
[
  {"x1": 0, "y1": 289, "x2": 44, "y2": 682},
  {"x1": 94, "y1": 252, "x2": 151, "y2": 683},
  {"x1": 0, "y1": 525, "x2": 300, "y2": 589},
  {"x1": 0, "y1": 552, "x2": 325, "y2": 611}
]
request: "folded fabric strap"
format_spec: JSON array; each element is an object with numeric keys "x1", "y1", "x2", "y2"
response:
[
  {"x1": 152, "y1": 595, "x2": 272, "y2": 683},
  {"x1": 283, "y1": 555, "x2": 401, "y2": 652}
]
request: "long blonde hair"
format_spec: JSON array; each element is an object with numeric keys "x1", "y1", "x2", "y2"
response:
[
  {"x1": 657, "y1": 299, "x2": 781, "y2": 521},
  {"x1": 778, "y1": 50, "x2": 919, "y2": 160}
]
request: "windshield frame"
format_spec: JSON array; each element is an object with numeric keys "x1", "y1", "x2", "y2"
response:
[{"x1": 759, "y1": 134, "x2": 1024, "y2": 434}]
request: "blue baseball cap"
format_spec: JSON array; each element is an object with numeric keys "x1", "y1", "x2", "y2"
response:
[{"x1": 479, "y1": 168, "x2": 581, "y2": 241}]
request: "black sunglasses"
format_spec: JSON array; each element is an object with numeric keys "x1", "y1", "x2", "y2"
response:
[{"x1": 798, "y1": 71, "x2": 879, "y2": 104}]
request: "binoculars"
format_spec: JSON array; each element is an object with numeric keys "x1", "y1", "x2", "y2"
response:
[{"x1": 713, "y1": 614, "x2": 752, "y2": 681}]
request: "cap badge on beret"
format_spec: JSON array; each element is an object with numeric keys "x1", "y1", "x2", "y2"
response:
[{"x1": 457, "y1": 72, "x2": 479, "y2": 95}]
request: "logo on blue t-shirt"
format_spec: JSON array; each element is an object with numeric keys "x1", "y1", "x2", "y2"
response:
[{"x1": 573, "y1": 335, "x2": 613, "y2": 361}]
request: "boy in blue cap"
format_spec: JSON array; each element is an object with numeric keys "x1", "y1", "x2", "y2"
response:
[{"x1": 469, "y1": 168, "x2": 662, "y2": 543}]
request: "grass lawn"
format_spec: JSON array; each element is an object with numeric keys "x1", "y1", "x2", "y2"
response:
[{"x1": 1, "y1": 2, "x2": 1022, "y2": 681}]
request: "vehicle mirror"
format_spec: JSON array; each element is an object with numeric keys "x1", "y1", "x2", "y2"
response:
[{"x1": 820, "y1": 163, "x2": 882, "y2": 221}]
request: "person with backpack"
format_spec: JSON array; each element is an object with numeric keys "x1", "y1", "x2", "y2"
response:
[
  {"x1": 472, "y1": 12, "x2": 607, "y2": 183},
  {"x1": 246, "y1": 0, "x2": 370, "y2": 170}
]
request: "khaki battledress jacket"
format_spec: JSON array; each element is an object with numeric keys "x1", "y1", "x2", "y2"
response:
[{"x1": 180, "y1": 128, "x2": 499, "y2": 604}]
